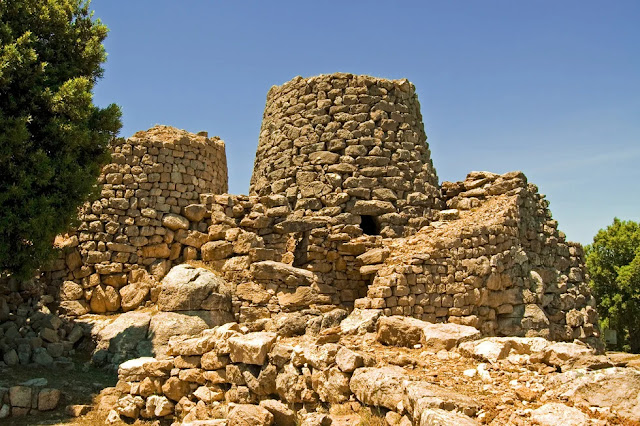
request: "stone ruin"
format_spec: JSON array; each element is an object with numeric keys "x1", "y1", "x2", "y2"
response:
[
  {"x1": 35, "y1": 73, "x2": 599, "y2": 347},
  {"x1": 3, "y1": 73, "x2": 626, "y2": 424}
]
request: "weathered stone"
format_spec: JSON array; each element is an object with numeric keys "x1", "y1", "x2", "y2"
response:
[
  {"x1": 340, "y1": 308, "x2": 382, "y2": 335},
  {"x1": 162, "y1": 377, "x2": 192, "y2": 402},
  {"x1": 60, "y1": 280, "x2": 84, "y2": 301},
  {"x1": 183, "y1": 204, "x2": 207, "y2": 222},
  {"x1": 357, "y1": 247, "x2": 390, "y2": 265},
  {"x1": 157, "y1": 264, "x2": 232, "y2": 311},
  {"x1": 119, "y1": 282, "x2": 149, "y2": 312},
  {"x1": 377, "y1": 316, "x2": 429, "y2": 348},
  {"x1": 418, "y1": 408, "x2": 479, "y2": 426},
  {"x1": 349, "y1": 366, "x2": 408, "y2": 411},
  {"x1": 115, "y1": 394, "x2": 144, "y2": 418},
  {"x1": 150, "y1": 311, "x2": 232, "y2": 358},
  {"x1": 38, "y1": 388, "x2": 61, "y2": 411},
  {"x1": 227, "y1": 404, "x2": 274, "y2": 426},
  {"x1": 229, "y1": 332, "x2": 277, "y2": 365},
  {"x1": 9, "y1": 386, "x2": 31, "y2": 408},
  {"x1": 277, "y1": 286, "x2": 318, "y2": 310},
  {"x1": 351, "y1": 200, "x2": 395, "y2": 215},
  {"x1": 404, "y1": 381, "x2": 481, "y2": 418},
  {"x1": 335, "y1": 347, "x2": 364, "y2": 373},
  {"x1": 529, "y1": 403, "x2": 592, "y2": 426},
  {"x1": 162, "y1": 213, "x2": 190, "y2": 230},
  {"x1": 259, "y1": 399, "x2": 296, "y2": 426},
  {"x1": 547, "y1": 367, "x2": 640, "y2": 422},
  {"x1": 312, "y1": 366, "x2": 351, "y2": 403},
  {"x1": 251, "y1": 261, "x2": 314, "y2": 286},
  {"x1": 420, "y1": 322, "x2": 481, "y2": 351}
]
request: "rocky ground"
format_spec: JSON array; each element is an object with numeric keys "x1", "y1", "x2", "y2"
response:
[{"x1": 5, "y1": 311, "x2": 630, "y2": 426}]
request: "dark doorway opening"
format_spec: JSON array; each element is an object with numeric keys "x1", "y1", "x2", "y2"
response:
[{"x1": 360, "y1": 215, "x2": 381, "y2": 235}]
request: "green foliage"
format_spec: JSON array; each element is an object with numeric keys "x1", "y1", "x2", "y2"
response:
[
  {"x1": 0, "y1": 0, "x2": 121, "y2": 277},
  {"x1": 586, "y1": 218, "x2": 640, "y2": 352}
]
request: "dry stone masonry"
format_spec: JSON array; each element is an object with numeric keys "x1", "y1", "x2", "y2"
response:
[
  {"x1": 34, "y1": 74, "x2": 600, "y2": 348},
  {"x1": 1, "y1": 72, "x2": 630, "y2": 425},
  {"x1": 250, "y1": 73, "x2": 442, "y2": 237}
]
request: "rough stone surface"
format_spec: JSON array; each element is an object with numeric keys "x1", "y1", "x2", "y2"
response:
[{"x1": 227, "y1": 404, "x2": 274, "y2": 426}]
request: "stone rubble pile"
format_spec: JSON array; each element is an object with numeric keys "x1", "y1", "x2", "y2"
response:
[
  {"x1": 0, "y1": 277, "x2": 84, "y2": 368},
  {"x1": 101, "y1": 314, "x2": 639, "y2": 425}
]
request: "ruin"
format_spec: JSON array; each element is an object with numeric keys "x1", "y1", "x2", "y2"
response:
[
  {"x1": 5, "y1": 73, "x2": 629, "y2": 424},
  {"x1": 36, "y1": 73, "x2": 599, "y2": 348}
]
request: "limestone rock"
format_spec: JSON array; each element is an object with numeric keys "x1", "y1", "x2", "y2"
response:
[
  {"x1": 229, "y1": 332, "x2": 277, "y2": 365},
  {"x1": 530, "y1": 403, "x2": 594, "y2": 426},
  {"x1": 259, "y1": 399, "x2": 296, "y2": 426},
  {"x1": 162, "y1": 377, "x2": 192, "y2": 402},
  {"x1": 60, "y1": 280, "x2": 83, "y2": 301},
  {"x1": 119, "y1": 283, "x2": 149, "y2": 312},
  {"x1": 277, "y1": 286, "x2": 318, "y2": 310},
  {"x1": 183, "y1": 204, "x2": 207, "y2": 222},
  {"x1": 418, "y1": 408, "x2": 479, "y2": 426},
  {"x1": 404, "y1": 381, "x2": 480, "y2": 417},
  {"x1": 118, "y1": 357, "x2": 157, "y2": 380},
  {"x1": 162, "y1": 213, "x2": 190, "y2": 230},
  {"x1": 377, "y1": 316, "x2": 430, "y2": 347},
  {"x1": 115, "y1": 394, "x2": 144, "y2": 418},
  {"x1": 349, "y1": 366, "x2": 408, "y2": 411},
  {"x1": 312, "y1": 367, "x2": 351, "y2": 404},
  {"x1": 9, "y1": 386, "x2": 31, "y2": 408},
  {"x1": 340, "y1": 308, "x2": 382, "y2": 335},
  {"x1": 300, "y1": 412, "x2": 332, "y2": 426},
  {"x1": 421, "y1": 322, "x2": 481, "y2": 351},
  {"x1": 547, "y1": 367, "x2": 640, "y2": 422},
  {"x1": 150, "y1": 311, "x2": 229, "y2": 359},
  {"x1": 335, "y1": 347, "x2": 364, "y2": 373},
  {"x1": 228, "y1": 404, "x2": 274, "y2": 426},
  {"x1": 94, "y1": 310, "x2": 152, "y2": 362},
  {"x1": 157, "y1": 264, "x2": 232, "y2": 311},
  {"x1": 38, "y1": 388, "x2": 61, "y2": 411},
  {"x1": 251, "y1": 261, "x2": 314, "y2": 286}
]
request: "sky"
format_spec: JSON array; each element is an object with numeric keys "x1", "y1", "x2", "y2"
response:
[{"x1": 90, "y1": 0, "x2": 639, "y2": 245}]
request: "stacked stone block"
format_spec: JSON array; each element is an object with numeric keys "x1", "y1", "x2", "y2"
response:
[
  {"x1": 40, "y1": 126, "x2": 228, "y2": 315},
  {"x1": 250, "y1": 73, "x2": 443, "y2": 237},
  {"x1": 355, "y1": 171, "x2": 601, "y2": 349}
]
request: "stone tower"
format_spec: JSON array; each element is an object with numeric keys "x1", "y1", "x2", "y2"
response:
[{"x1": 250, "y1": 73, "x2": 442, "y2": 237}]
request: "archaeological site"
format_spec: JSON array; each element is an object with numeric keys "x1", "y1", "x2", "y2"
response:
[{"x1": 1, "y1": 73, "x2": 639, "y2": 425}]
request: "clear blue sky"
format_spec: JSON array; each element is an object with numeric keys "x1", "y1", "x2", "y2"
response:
[{"x1": 90, "y1": 0, "x2": 639, "y2": 245}]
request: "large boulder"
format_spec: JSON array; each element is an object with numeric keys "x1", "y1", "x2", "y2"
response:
[
  {"x1": 349, "y1": 367, "x2": 408, "y2": 411},
  {"x1": 377, "y1": 316, "x2": 430, "y2": 347},
  {"x1": 228, "y1": 404, "x2": 274, "y2": 426},
  {"x1": 157, "y1": 264, "x2": 232, "y2": 311},
  {"x1": 149, "y1": 311, "x2": 233, "y2": 359},
  {"x1": 546, "y1": 367, "x2": 640, "y2": 422},
  {"x1": 92, "y1": 311, "x2": 152, "y2": 364},
  {"x1": 251, "y1": 261, "x2": 314, "y2": 286},
  {"x1": 418, "y1": 408, "x2": 479, "y2": 426},
  {"x1": 420, "y1": 322, "x2": 481, "y2": 351},
  {"x1": 340, "y1": 308, "x2": 382, "y2": 335},
  {"x1": 404, "y1": 381, "x2": 481, "y2": 418},
  {"x1": 529, "y1": 403, "x2": 595, "y2": 426},
  {"x1": 229, "y1": 332, "x2": 277, "y2": 365},
  {"x1": 377, "y1": 316, "x2": 480, "y2": 350}
]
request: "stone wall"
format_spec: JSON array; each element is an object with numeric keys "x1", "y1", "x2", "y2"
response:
[
  {"x1": 39, "y1": 126, "x2": 228, "y2": 316},
  {"x1": 250, "y1": 73, "x2": 442, "y2": 238},
  {"x1": 354, "y1": 171, "x2": 601, "y2": 349}
]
